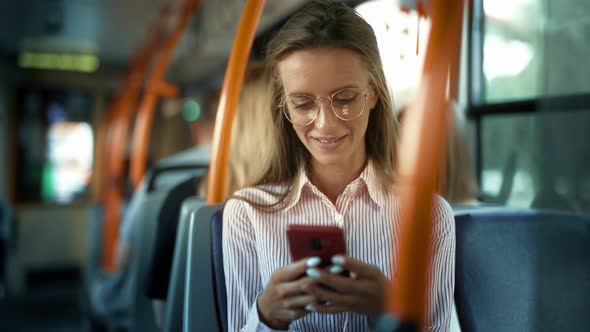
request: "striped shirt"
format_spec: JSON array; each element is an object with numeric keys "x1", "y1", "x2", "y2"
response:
[{"x1": 223, "y1": 162, "x2": 455, "y2": 332}]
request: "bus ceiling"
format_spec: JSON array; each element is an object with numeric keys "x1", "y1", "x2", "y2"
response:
[{"x1": 0, "y1": 0, "x2": 311, "y2": 82}]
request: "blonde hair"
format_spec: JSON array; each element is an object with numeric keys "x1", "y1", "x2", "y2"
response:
[
  {"x1": 199, "y1": 62, "x2": 274, "y2": 197},
  {"x1": 240, "y1": 0, "x2": 398, "y2": 210},
  {"x1": 440, "y1": 106, "x2": 479, "y2": 204},
  {"x1": 397, "y1": 103, "x2": 479, "y2": 204}
]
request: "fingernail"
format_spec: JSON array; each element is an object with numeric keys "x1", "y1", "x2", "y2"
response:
[
  {"x1": 306, "y1": 256, "x2": 321, "y2": 267},
  {"x1": 305, "y1": 304, "x2": 316, "y2": 312},
  {"x1": 329, "y1": 265, "x2": 343, "y2": 274},
  {"x1": 306, "y1": 268, "x2": 321, "y2": 279},
  {"x1": 331, "y1": 255, "x2": 345, "y2": 265}
]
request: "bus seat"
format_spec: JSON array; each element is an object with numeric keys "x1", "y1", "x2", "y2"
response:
[
  {"x1": 454, "y1": 209, "x2": 590, "y2": 332},
  {"x1": 163, "y1": 197, "x2": 206, "y2": 332},
  {"x1": 211, "y1": 209, "x2": 227, "y2": 332},
  {"x1": 184, "y1": 204, "x2": 223, "y2": 332},
  {"x1": 130, "y1": 188, "x2": 168, "y2": 332},
  {"x1": 130, "y1": 165, "x2": 206, "y2": 332}
]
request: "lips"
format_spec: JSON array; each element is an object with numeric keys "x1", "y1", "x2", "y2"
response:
[
  {"x1": 314, "y1": 136, "x2": 345, "y2": 144},
  {"x1": 310, "y1": 135, "x2": 347, "y2": 150}
]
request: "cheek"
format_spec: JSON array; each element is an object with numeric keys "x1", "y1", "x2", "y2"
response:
[
  {"x1": 354, "y1": 111, "x2": 371, "y2": 138},
  {"x1": 292, "y1": 125, "x2": 310, "y2": 143}
]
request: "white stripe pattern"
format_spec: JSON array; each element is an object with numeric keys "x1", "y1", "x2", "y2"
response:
[{"x1": 222, "y1": 163, "x2": 455, "y2": 332}]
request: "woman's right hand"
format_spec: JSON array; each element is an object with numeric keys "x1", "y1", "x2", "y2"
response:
[{"x1": 257, "y1": 257, "x2": 320, "y2": 330}]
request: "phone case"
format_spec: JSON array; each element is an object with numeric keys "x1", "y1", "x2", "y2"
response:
[{"x1": 287, "y1": 224, "x2": 347, "y2": 268}]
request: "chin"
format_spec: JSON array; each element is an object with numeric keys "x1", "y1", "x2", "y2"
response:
[{"x1": 311, "y1": 153, "x2": 348, "y2": 168}]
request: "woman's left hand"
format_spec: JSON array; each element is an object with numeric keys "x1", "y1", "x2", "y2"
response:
[{"x1": 302, "y1": 255, "x2": 388, "y2": 319}]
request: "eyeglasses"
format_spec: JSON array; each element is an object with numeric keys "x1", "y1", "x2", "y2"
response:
[{"x1": 280, "y1": 87, "x2": 368, "y2": 126}]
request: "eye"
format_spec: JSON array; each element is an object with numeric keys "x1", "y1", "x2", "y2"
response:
[
  {"x1": 333, "y1": 89, "x2": 359, "y2": 104},
  {"x1": 289, "y1": 96, "x2": 315, "y2": 111},
  {"x1": 334, "y1": 96, "x2": 356, "y2": 104}
]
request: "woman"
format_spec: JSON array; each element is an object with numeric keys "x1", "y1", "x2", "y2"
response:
[{"x1": 223, "y1": 2, "x2": 455, "y2": 331}]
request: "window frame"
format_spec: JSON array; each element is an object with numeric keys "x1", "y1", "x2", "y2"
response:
[{"x1": 467, "y1": 0, "x2": 590, "y2": 199}]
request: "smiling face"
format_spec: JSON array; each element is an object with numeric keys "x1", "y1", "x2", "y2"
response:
[{"x1": 278, "y1": 48, "x2": 378, "y2": 173}]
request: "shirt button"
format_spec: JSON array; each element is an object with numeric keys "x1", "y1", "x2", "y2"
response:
[{"x1": 334, "y1": 214, "x2": 343, "y2": 222}]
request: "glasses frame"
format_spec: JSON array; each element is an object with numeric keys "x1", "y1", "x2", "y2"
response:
[{"x1": 280, "y1": 87, "x2": 369, "y2": 127}]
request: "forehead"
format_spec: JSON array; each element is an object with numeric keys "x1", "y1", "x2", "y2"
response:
[{"x1": 277, "y1": 48, "x2": 370, "y2": 95}]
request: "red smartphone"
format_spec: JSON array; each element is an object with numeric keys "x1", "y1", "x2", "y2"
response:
[{"x1": 287, "y1": 225, "x2": 347, "y2": 269}]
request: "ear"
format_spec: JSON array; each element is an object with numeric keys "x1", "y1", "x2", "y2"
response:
[{"x1": 368, "y1": 86, "x2": 379, "y2": 110}]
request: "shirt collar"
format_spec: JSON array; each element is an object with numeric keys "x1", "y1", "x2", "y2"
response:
[
  {"x1": 284, "y1": 167, "x2": 309, "y2": 212},
  {"x1": 284, "y1": 160, "x2": 387, "y2": 211},
  {"x1": 358, "y1": 160, "x2": 387, "y2": 209}
]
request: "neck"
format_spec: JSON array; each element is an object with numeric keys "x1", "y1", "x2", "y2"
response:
[{"x1": 310, "y1": 157, "x2": 367, "y2": 204}]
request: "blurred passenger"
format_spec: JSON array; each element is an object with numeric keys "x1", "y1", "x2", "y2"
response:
[
  {"x1": 88, "y1": 90, "x2": 217, "y2": 331},
  {"x1": 442, "y1": 106, "x2": 479, "y2": 205},
  {"x1": 223, "y1": 2, "x2": 455, "y2": 331},
  {"x1": 144, "y1": 62, "x2": 273, "y2": 322},
  {"x1": 199, "y1": 62, "x2": 274, "y2": 198},
  {"x1": 398, "y1": 103, "x2": 479, "y2": 205}
]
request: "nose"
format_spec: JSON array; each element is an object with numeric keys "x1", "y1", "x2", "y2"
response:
[{"x1": 315, "y1": 98, "x2": 338, "y2": 129}]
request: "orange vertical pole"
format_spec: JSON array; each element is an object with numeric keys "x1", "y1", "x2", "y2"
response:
[
  {"x1": 387, "y1": 0, "x2": 465, "y2": 328},
  {"x1": 129, "y1": 0, "x2": 201, "y2": 188},
  {"x1": 100, "y1": 9, "x2": 170, "y2": 271},
  {"x1": 206, "y1": 0, "x2": 266, "y2": 204}
]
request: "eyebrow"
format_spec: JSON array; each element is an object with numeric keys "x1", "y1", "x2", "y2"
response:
[{"x1": 287, "y1": 83, "x2": 361, "y2": 97}]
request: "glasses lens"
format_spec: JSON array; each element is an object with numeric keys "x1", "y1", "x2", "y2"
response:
[
  {"x1": 331, "y1": 88, "x2": 365, "y2": 120},
  {"x1": 284, "y1": 95, "x2": 317, "y2": 126}
]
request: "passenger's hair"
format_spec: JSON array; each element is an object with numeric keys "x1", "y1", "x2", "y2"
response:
[
  {"x1": 440, "y1": 105, "x2": 479, "y2": 204},
  {"x1": 226, "y1": 63, "x2": 274, "y2": 195},
  {"x1": 397, "y1": 103, "x2": 479, "y2": 204},
  {"x1": 199, "y1": 62, "x2": 273, "y2": 198},
  {"x1": 241, "y1": 0, "x2": 398, "y2": 210}
]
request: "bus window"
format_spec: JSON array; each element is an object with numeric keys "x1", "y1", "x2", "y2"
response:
[
  {"x1": 15, "y1": 89, "x2": 94, "y2": 204},
  {"x1": 356, "y1": 0, "x2": 431, "y2": 109},
  {"x1": 475, "y1": 0, "x2": 590, "y2": 103},
  {"x1": 472, "y1": 0, "x2": 590, "y2": 214}
]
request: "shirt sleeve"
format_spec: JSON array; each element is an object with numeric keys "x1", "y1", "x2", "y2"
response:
[
  {"x1": 424, "y1": 196, "x2": 456, "y2": 332},
  {"x1": 223, "y1": 198, "x2": 284, "y2": 332}
]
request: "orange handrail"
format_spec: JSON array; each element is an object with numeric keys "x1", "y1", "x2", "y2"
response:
[
  {"x1": 129, "y1": 0, "x2": 202, "y2": 188},
  {"x1": 206, "y1": 0, "x2": 266, "y2": 204},
  {"x1": 387, "y1": 0, "x2": 466, "y2": 328},
  {"x1": 100, "y1": 9, "x2": 171, "y2": 271}
]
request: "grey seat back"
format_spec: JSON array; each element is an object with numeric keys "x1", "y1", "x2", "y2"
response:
[
  {"x1": 184, "y1": 204, "x2": 224, "y2": 332},
  {"x1": 210, "y1": 210, "x2": 227, "y2": 332},
  {"x1": 130, "y1": 189, "x2": 168, "y2": 332},
  {"x1": 163, "y1": 197, "x2": 207, "y2": 332},
  {"x1": 454, "y1": 209, "x2": 590, "y2": 332}
]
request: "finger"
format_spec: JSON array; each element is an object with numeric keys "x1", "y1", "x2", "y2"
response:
[
  {"x1": 306, "y1": 283, "x2": 359, "y2": 308},
  {"x1": 275, "y1": 277, "x2": 315, "y2": 298},
  {"x1": 306, "y1": 268, "x2": 367, "y2": 295},
  {"x1": 331, "y1": 255, "x2": 383, "y2": 280},
  {"x1": 282, "y1": 294, "x2": 317, "y2": 309},
  {"x1": 272, "y1": 257, "x2": 318, "y2": 282}
]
